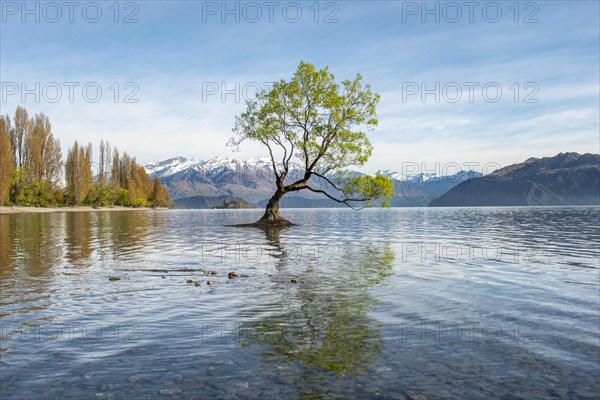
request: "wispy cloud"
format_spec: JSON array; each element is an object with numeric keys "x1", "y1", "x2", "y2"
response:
[{"x1": 1, "y1": 0, "x2": 598, "y2": 172}]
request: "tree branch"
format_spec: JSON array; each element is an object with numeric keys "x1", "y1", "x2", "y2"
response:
[
  {"x1": 262, "y1": 139, "x2": 280, "y2": 180},
  {"x1": 311, "y1": 171, "x2": 344, "y2": 192},
  {"x1": 305, "y1": 186, "x2": 369, "y2": 210}
]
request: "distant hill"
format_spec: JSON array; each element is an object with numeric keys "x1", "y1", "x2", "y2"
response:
[
  {"x1": 430, "y1": 153, "x2": 600, "y2": 206},
  {"x1": 173, "y1": 194, "x2": 243, "y2": 209},
  {"x1": 214, "y1": 199, "x2": 253, "y2": 209},
  {"x1": 144, "y1": 157, "x2": 479, "y2": 208}
]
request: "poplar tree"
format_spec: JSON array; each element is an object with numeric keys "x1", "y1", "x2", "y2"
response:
[
  {"x1": 12, "y1": 106, "x2": 28, "y2": 167},
  {"x1": 3, "y1": 107, "x2": 171, "y2": 208},
  {"x1": 0, "y1": 116, "x2": 16, "y2": 204},
  {"x1": 66, "y1": 141, "x2": 93, "y2": 205},
  {"x1": 23, "y1": 113, "x2": 62, "y2": 185},
  {"x1": 98, "y1": 139, "x2": 112, "y2": 186},
  {"x1": 151, "y1": 176, "x2": 170, "y2": 207}
]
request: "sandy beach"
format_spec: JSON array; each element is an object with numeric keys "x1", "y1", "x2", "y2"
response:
[{"x1": 0, "y1": 206, "x2": 168, "y2": 214}]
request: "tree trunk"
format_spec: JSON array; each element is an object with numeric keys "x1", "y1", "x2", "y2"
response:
[{"x1": 258, "y1": 189, "x2": 289, "y2": 225}]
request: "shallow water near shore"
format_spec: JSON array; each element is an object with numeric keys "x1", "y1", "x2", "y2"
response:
[{"x1": 1, "y1": 207, "x2": 599, "y2": 399}]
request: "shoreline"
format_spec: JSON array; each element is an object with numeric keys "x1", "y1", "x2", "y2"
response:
[{"x1": 0, "y1": 206, "x2": 168, "y2": 214}]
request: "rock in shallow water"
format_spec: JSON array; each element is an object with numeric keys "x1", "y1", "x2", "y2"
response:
[{"x1": 159, "y1": 388, "x2": 182, "y2": 395}]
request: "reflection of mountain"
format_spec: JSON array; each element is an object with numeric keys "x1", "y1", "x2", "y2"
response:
[
  {"x1": 238, "y1": 236, "x2": 394, "y2": 397},
  {"x1": 431, "y1": 153, "x2": 600, "y2": 206},
  {"x1": 144, "y1": 157, "x2": 480, "y2": 208}
]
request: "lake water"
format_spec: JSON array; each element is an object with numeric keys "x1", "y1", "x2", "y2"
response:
[{"x1": 1, "y1": 207, "x2": 599, "y2": 399}]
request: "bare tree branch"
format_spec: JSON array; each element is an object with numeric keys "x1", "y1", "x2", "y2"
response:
[
  {"x1": 305, "y1": 186, "x2": 369, "y2": 210},
  {"x1": 262, "y1": 139, "x2": 280, "y2": 181},
  {"x1": 312, "y1": 171, "x2": 344, "y2": 192}
]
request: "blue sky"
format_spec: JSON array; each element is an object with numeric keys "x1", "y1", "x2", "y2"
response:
[{"x1": 1, "y1": 0, "x2": 599, "y2": 174}]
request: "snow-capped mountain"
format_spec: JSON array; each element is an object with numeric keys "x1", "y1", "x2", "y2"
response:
[
  {"x1": 144, "y1": 156, "x2": 287, "y2": 179},
  {"x1": 377, "y1": 169, "x2": 480, "y2": 184},
  {"x1": 144, "y1": 156, "x2": 202, "y2": 178},
  {"x1": 376, "y1": 169, "x2": 407, "y2": 181},
  {"x1": 143, "y1": 156, "x2": 314, "y2": 207},
  {"x1": 377, "y1": 170, "x2": 440, "y2": 183},
  {"x1": 143, "y1": 157, "x2": 481, "y2": 208}
]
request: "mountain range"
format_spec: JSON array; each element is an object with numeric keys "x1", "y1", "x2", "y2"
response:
[
  {"x1": 143, "y1": 157, "x2": 480, "y2": 208},
  {"x1": 144, "y1": 152, "x2": 599, "y2": 208},
  {"x1": 430, "y1": 152, "x2": 600, "y2": 206}
]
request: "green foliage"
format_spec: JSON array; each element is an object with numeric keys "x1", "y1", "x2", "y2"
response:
[
  {"x1": 85, "y1": 183, "x2": 114, "y2": 206},
  {"x1": 0, "y1": 115, "x2": 16, "y2": 205},
  {"x1": 53, "y1": 188, "x2": 65, "y2": 206},
  {"x1": 65, "y1": 141, "x2": 93, "y2": 205},
  {"x1": 214, "y1": 199, "x2": 252, "y2": 209},
  {"x1": 23, "y1": 113, "x2": 62, "y2": 185},
  {"x1": 9, "y1": 167, "x2": 27, "y2": 205},
  {"x1": 230, "y1": 62, "x2": 393, "y2": 210},
  {"x1": 339, "y1": 173, "x2": 394, "y2": 207},
  {"x1": 131, "y1": 197, "x2": 150, "y2": 208},
  {"x1": 12, "y1": 178, "x2": 56, "y2": 207},
  {"x1": 150, "y1": 176, "x2": 170, "y2": 207},
  {"x1": 115, "y1": 188, "x2": 130, "y2": 206},
  {"x1": 231, "y1": 61, "x2": 380, "y2": 171},
  {"x1": 2, "y1": 107, "x2": 172, "y2": 210}
]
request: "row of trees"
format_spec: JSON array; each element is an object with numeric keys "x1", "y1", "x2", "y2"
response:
[{"x1": 0, "y1": 107, "x2": 170, "y2": 208}]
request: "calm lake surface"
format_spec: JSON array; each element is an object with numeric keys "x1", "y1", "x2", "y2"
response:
[{"x1": 1, "y1": 207, "x2": 599, "y2": 399}]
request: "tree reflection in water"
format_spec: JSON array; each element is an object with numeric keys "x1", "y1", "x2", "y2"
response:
[{"x1": 240, "y1": 226, "x2": 395, "y2": 397}]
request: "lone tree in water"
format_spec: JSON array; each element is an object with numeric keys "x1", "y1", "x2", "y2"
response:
[{"x1": 229, "y1": 62, "x2": 393, "y2": 226}]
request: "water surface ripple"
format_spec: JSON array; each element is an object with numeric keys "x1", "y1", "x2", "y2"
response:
[{"x1": 1, "y1": 207, "x2": 599, "y2": 399}]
